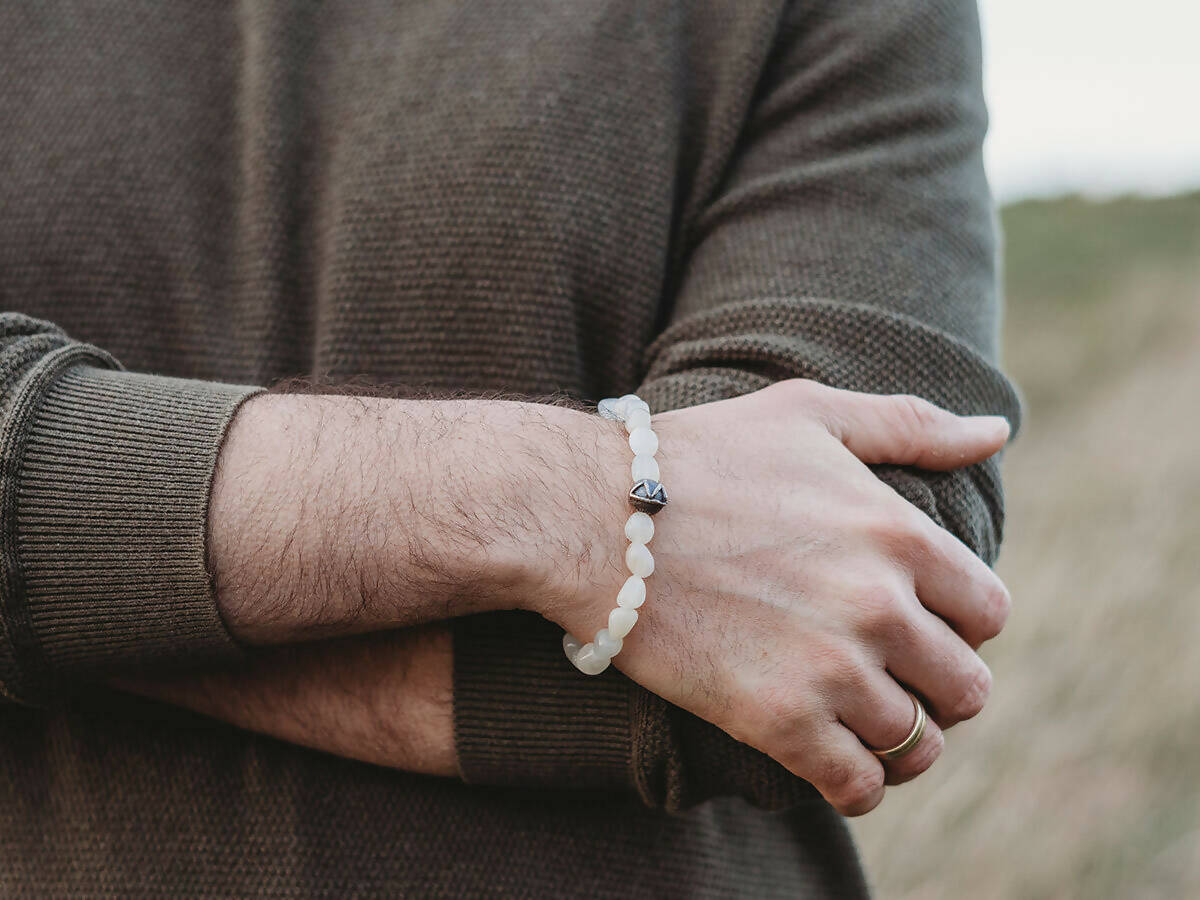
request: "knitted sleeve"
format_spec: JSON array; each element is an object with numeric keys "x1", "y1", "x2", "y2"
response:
[
  {"x1": 0, "y1": 313, "x2": 263, "y2": 705},
  {"x1": 454, "y1": 0, "x2": 1021, "y2": 811}
]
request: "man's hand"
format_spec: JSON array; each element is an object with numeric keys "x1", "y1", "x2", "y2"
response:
[{"x1": 548, "y1": 379, "x2": 1012, "y2": 817}]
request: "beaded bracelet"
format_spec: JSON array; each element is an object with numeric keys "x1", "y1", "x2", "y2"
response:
[{"x1": 562, "y1": 394, "x2": 668, "y2": 676}]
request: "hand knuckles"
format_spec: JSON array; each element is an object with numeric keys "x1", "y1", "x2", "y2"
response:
[
  {"x1": 863, "y1": 506, "x2": 933, "y2": 557},
  {"x1": 920, "y1": 725, "x2": 946, "y2": 764},
  {"x1": 886, "y1": 726, "x2": 944, "y2": 784},
  {"x1": 879, "y1": 697, "x2": 919, "y2": 746},
  {"x1": 908, "y1": 724, "x2": 945, "y2": 771},
  {"x1": 885, "y1": 608, "x2": 921, "y2": 652},
  {"x1": 831, "y1": 657, "x2": 872, "y2": 694},
  {"x1": 905, "y1": 517, "x2": 944, "y2": 561},
  {"x1": 807, "y1": 638, "x2": 868, "y2": 690},
  {"x1": 828, "y1": 765, "x2": 885, "y2": 816},
  {"x1": 854, "y1": 584, "x2": 908, "y2": 634},
  {"x1": 818, "y1": 752, "x2": 861, "y2": 793},
  {"x1": 753, "y1": 681, "x2": 815, "y2": 736},
  {"x1": 979, "y1": 581, "x2": 1012, "y2": 638},
  {"x1": 946, "y1": 664, "x2": 992, "y2": 722}
]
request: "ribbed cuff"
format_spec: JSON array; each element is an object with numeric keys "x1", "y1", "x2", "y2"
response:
[
  {"x1": 0, "y1": 361, "x2": 263, "y2": 702},
  {"x1": 453, "y1": 610, "x2": 637, "y2": 791}
]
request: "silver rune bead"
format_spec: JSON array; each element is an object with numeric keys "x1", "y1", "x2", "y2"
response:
[{"x1": 629, "y1": 478, "x2": 668, "y2": 515}]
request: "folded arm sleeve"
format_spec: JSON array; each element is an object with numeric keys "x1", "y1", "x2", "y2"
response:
[
  {"x1": 0, "y1": 313, "x2": 264, "y2": 705},
  {"x1": 454, "y1": 0, "x2": 1021, "y2": 811}
]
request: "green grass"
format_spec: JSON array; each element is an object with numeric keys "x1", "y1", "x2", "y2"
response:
[
  {"x1": 999, "y1": 192, "x2": 1200, "y2": 414},
  {"x1": 1002, "y1": 191, "x2": 1200, "y2": 308}
]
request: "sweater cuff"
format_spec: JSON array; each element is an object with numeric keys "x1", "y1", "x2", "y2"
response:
[
  {"x1": 0, "y1": 362, "x2": 263, "y2": 703},
  {"x1": 453, "y1": 610, "x2": 637, "y2": 791}
]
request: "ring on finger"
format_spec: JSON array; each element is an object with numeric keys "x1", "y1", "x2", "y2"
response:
[{"x1": 872, "y1": 691, "x2": 927, "y2": 761}]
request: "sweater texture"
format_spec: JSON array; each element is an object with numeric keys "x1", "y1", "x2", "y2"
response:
[{"x1": 0, "y1": 1, "x2": 1019, "y2": 896}]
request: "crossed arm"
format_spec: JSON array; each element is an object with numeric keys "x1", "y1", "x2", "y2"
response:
[{"x1": 122, "y1": 382, "x2": 1011, "y2": 816}]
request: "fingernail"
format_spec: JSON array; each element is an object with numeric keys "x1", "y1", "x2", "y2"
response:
[{"x1": 972, "y1": 415, "x2": 1010, "y2": 440}]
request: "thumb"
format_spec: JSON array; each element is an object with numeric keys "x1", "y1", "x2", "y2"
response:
[{"x1": 803, "y1": 383, "x2": 1010, "y2": 470}]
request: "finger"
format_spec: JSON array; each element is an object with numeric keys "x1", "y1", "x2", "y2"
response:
[
  {"x1": 882, "y1": 603, "x2": 993, "y2": 729},
  {"x1": 887, "y1": 503, "x2": 1013, "y2": 648},
  {"x1": 837, "y1": 667, "x2": 944, "y2": 787},
  {"x1": 779, "y1": 721, "x2": 887, "y2": 817},
  {"x1": 805, "y1": 382, "x2": 1010, "y2": 470}
]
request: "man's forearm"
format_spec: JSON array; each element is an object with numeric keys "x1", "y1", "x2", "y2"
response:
[
  {"x1": 118, "y1": 624, "x2": 458, "y2": 777},
  {"x1": 209, "y1": 392, "x2": 619, "y2": 644}
]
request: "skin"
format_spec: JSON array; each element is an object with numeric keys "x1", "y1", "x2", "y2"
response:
[
  {"x1": 123, "y1": 626, "x2": 459, "y2": 778},
  {"x1": 124, "y1": 379, "x2": 1011, "y2": 816}
]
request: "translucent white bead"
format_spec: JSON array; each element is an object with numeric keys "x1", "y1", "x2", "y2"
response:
[
  {"x1": 631, "y1": 454, "x2": 660, "y2": 482},
  {"x1": 619, "y1": 394, "x2": 649, "y2": 413},
  {"x1": 624, "y1": 511, "x2": 655, "y2": 544},
  {"x1": 628, "y1": 426, "x2": 658, "y2": 456},
  {"x1": 573, "y1": 643, "x2": 610, "y2": 675},
  {"x1": 595, "y1": 628, "x2": 623, "y2": 657},
  {"x1": 625, "y1": 542, "x2": 654, "y2": 577},
  {"x1": 617, "y1": 575, "x2": 647, "y2": 608},
  {"x1": 624, "y1": 407, "x2": 651, "y2": 432},
  {"x1": 597, "y1": 397, "x2": 625, "y2": 421},
  {"x1": 608, "y1": 606, "x2": 638, "y2": 639},
  {"x1": 578, "y1": 391, "x2": 660, "y2": 676},
  {"x1": 562, "y1": 632, "x2": 583, "y2": 662}
]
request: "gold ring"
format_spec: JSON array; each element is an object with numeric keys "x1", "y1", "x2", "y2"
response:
[{"x1": 873, "y1": 692, "x2": 927, "y2": 760}]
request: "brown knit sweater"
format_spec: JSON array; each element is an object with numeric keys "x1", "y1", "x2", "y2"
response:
[{"x1": 0, "y1": 1, "x2": 1019, "y2": 896}]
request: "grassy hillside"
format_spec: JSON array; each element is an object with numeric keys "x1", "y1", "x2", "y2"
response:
[{"x1": 852, "y1": 192, "x2": 1200, "y2": 899}]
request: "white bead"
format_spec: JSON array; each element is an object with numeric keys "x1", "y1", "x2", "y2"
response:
[
  {"x1": 628, "y1": 427, "x2": 658, "y2": 456},
  {"x1": 625, "y1": 542, "x2": 654, "y2": 577},
  {"x1": 578, "y1": 391, "x2": 661, "y2": 677},
  {"x1": 624, "y1": 407, "x2": 651, "y2": 432},
  {"x1": 608, "y1": 606, "x2": 638, "y2": 639},
  {"x1": 595, "y1": 628, "x2": 623, "y2": 657},
  {"x1": 631, "y1": 454, "x2": 660, "y2": 482},
  {"x1": 573, "y1": 643, "x2": 610, "y2": 675},
  {"x1": 617, "y1": 575, "x2": 647, "y2": 608},
  {"x1": 624, "y1": 512, "x2": 655, "y2": 544},
  {"x1": 597, "y1": 397, "x2": 625, "y2": 420},
  {"x1": 562, "y1": 632, "x2": 583, "y2": 662},
  {"x1": 619, "y1": 394, "x2": 648, "y2": 412}
]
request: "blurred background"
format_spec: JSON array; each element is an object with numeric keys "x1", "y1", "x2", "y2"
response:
[{"x1": 851, "y1": 1, "x2": 1200, "y2": 897}]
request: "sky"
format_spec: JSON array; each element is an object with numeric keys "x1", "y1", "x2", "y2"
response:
[{"x1": 980, "y1": 0, "x2": 1200, "y2": 202}]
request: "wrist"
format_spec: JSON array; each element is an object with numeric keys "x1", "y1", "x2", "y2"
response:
[
  {"x1": 532, "y1": 403, "x2": 645, "y2": 636},
  {"x1": 396, "y1": 397, "x2": 622, "y2": 624},
  {"x1": 463, "y1": 398, "x2": 633, "y2": 624}
]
